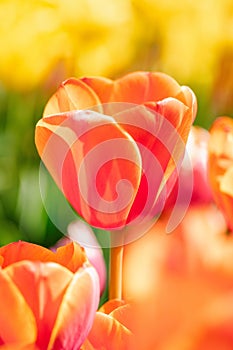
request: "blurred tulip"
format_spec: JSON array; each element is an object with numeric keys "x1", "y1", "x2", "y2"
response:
[
  {"x1": 187, "y1": 126, "x2": 213, "y2": 203},
  {"x1": 35, "y1": 71, "x2": 196, "y2": 230},
  {"x1": 176, "y1": 291, "x2": 233, "y2": 350},
  {"x1": 208, "y1": 116, "x2": 233, "y2": 232},
  {"x1": 165, "y1": 125, "x2": 213, "y2": 208},
  {"x1": 0, "y1": 241, "x2": 99, "y2": 349},
  {"x1": 53, "y1": 219, "x2": 107, "y2": 294},
  {"x1": 122, "y1": 204, "x2": 233, "y2": 349}
]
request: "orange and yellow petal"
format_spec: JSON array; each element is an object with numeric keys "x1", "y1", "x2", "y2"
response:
[
  {"x1": 54, "y1": 242, "x2": 87, "y2": 273},
  {"x1": 49, "y1": 265, "x2": 99, "y2": 350},
  {"x1": 0, "y1": 269, "x2": 37, "y2": 344},
  {"x1": 43, "y1": 78, "x2": 101, "y2": 117},
  {"x1": 83, "y1": 313, "x2": 133, "y2": 350}
]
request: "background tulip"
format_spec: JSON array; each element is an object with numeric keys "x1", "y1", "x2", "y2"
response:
[
  {"x1": 122, "y1": 205, "x2": 233, "y2": 349},
  {"x1": 0, "y1": 241, "x2": 99, "y2": 350},
  {"x1": 208, "y1": 116, "x2": 233, "y2": 232},
  {"x1": 165, "y1": 125, "x2": 213, "y2": 210}
]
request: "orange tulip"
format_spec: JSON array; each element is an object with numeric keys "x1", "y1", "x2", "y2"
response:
[
  {"x1": 35, "y1": 71, "x2": 197, "y2": 230},
  {"x1": 0, "y1": 241, "x2": 99, "y2": 350},
  {"x1": 208, "y1": 116, "x2": 233, "y2": 232}
]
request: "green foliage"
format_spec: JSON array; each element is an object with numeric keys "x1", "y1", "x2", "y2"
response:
[{"x1": 0, "y1": 88, "x2": 62, "y2": 247}]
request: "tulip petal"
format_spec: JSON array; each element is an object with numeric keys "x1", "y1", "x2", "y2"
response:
[
  {"x1": 0, "y1": 241, "x2": 54, "y2": 268},
  {"x1": 175, "y1": 85, "x2": 197, "y2": 121},
  {"x1": 0, "y1": 269, "x2": 37, "y2": 344},
  {"x1": 43, "y1": 78, "x2": 102, "y2": 117},
  {"x1": 80, "y1": 76, "x2": 113, "y2": 103},
  {"x1": 54, "y1": 242, "x2": 87, "y2": 273},
  {"x1": 0, "y1": 345, "x2": 39, "y2": 350},
  {"x1": 35, "y1": 110, "x2": 142, "y2": 229},
  {"x1": 5, "y1": 261, "x2": 73, "y2": 349},
  {"x1": 113, "y1": 99, "x2": 190, "y2": 223},
  {"x1": 98, "y1": 299, "x2": 126, "y2": 314},
  {"x1": 81, "y1": 299, "x2": 136, "y2": 350},
  {"x1": 67, "y1": 220, "x2": 107, "y2": 293},
  {"x1": 48, "y1": 265, "x2": 99, "y2": 350},
  {"x1": 81, "y1": 312, "x2": 134, "y2": 350},
  {"x1": 82, "y1": 72, "x2": 183, "y2": 104}
]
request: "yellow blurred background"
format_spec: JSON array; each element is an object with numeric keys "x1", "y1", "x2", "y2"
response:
[{"x1": 0, "y1": 0, "x2": 232, "y2": 245}]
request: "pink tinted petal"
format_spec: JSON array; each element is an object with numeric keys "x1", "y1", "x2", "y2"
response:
[
  {"x1": 48, "y1": 265, "x2": 99, "y2": 350},
  {"x1": 67, "y1": 220, "x2": 107, "y2": 294}
]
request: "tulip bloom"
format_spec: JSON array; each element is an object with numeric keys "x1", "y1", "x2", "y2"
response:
[
  {"x1": 0, "y1": 241, "x2": 99, "y2": 350},
  {"x1": 35, "y1": 71, "x2": 197, "y2": 230},
  {"x1": 208, "y1": 116, "x2": 233, "y2": 232}
]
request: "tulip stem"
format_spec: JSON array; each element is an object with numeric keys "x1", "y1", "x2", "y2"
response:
[{"x1": 109, "y1": 234, "x2": 124, "y2": 300}]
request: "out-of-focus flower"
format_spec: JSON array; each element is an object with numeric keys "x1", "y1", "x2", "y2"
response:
[
  {"x1": 186, "y1": 126, "x2": 213, "y2": 203},
  {"x1": 53, "y1": 219, "x2": 107, "y2": 294},
  {"x1": 35, "y1": 71, "x2": 196, "y2": 230},
  {"x1": 122, "y1": 204, "x2": 233, "y2": 349},
  {"x1": 208, "y1": 116, "x2": 233, "y2": 232},
  {"x1": 0, "y1": 241, "x2": 99, "y2": 349},
  {"x1": 81, "y1": 299, "x2": 136, "y2": 350},
  {"x1": 0, "y1": 0, "x2": 135, "y2": 91},
  {"x1": 165, "y1": 125, "x2": 213, "y2": 209}
]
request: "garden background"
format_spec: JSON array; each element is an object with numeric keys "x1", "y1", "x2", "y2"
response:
[{"x1": 0, "y1": 0, "x2": 232, "y2": 248}]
